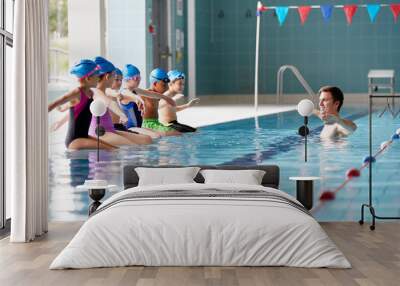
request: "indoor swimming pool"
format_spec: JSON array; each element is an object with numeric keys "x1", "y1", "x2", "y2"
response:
[{"x1": 48, "y1": 106, "x2": 400, "y2": 222}]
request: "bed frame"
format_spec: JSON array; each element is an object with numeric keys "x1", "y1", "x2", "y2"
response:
[{"x1": 123, "y1": 165, "x2": 280, "y2": 189}]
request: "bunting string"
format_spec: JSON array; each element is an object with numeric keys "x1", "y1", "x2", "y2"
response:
[
  {"x1": 256, "y1": 2, "x2": 400, "y2": 25},
  {"x1": 259, "y1": 4, "x2": 392, "y2": 9}
]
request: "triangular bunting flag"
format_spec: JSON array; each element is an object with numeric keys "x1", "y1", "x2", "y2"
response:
[
  {"x1": 320, "y1": 5, "x2": 333, "y2": 22},
  {"x1": 275, "y1": 7, "x2": 289, "y2": 26},
  {"x1": 366, "y1": 4, "x2": 380, "y2": 23},
  {"x1": 390, "y1": 4, "x2": 400, "y2": 22},
  {"x1": 298, "y1": 6, "x2": 311, "y2": 25},
  {"x1": 343, "y1": 5, "x2": 358, "y2": 25}
]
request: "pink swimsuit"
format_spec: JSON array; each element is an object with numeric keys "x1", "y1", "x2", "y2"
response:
[{"x1": 88, "y1": 110, "x2": 116, "y2": 137}]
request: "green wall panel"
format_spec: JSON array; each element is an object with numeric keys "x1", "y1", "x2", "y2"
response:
[{"x1": 196, "y1": 0, "x2": 400, "y2": 95}]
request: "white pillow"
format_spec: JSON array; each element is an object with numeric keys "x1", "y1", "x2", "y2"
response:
[
  {"x1": 200, "y1": 169, "x2": 266, "y2": 185},
  {"x1": 135, "y1": 167, "x2": 200, "y2": 186}
]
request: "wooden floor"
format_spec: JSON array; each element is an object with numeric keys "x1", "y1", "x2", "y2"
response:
[{"x1": 0, "y1": 222, "x2": 399, "y2": 286}]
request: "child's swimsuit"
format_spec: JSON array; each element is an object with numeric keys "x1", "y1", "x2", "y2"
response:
[
  {"x1": 167, "y1": 120, "x2": 196, "y2": 133},
  {"x1": 65, "y1": 88, "x2": 93, "y2": 147},
  {"x1": 88, "y1": 109, "x2": 116, "y2": 137},
  {"x1": 142, "y1": 118, "x2": 175, "y2": 132},
  {"x1": 113, "y1": 123, "x2": 139, "y2": 134},
  {"x1": 120, "y1": 101, "x2": 143, "y2": 128}
]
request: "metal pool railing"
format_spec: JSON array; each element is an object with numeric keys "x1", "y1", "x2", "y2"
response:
[{"x1": 276, "y1": 65, "x2": 315, "y2": 105}]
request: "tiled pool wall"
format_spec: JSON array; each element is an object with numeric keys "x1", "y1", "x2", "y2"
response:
[{"x1": 196, "y1": 0, "x2": 400, "y2": 95}]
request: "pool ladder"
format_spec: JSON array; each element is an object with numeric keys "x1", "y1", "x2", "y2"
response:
[{"x1": 276, "y1": 65, "x2": 316, "y2": 105}]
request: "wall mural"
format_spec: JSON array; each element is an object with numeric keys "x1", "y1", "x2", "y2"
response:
[{"x1": 48, "y1": 1, "x2": 400, "y2": 224}]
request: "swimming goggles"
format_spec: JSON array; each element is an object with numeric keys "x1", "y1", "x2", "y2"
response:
[
  {"x1": 151, "y1": 75, "x2": 170, "y2": 83},
  {"x1": 173, "y1": 72, "x2": 185, "y2": 80}
]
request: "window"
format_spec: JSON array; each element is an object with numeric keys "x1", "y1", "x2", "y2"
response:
[
  {"x1": 1, "y1": 0, "x2": 14, "y2": 233},
  {"x1": 5, "y1": 0, "x2": 13, "y2": 33}
]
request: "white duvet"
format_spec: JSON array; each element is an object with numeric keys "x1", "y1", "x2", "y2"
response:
[{"x1": 50, "y1": 183, "x2": 351, "y2": 269}]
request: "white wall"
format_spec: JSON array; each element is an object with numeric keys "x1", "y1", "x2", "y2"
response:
[
  {"x1": 106, "y1": 0, "x2": 148, "y2": 88},
  {"x1": 68, "y1": 0, "x2": 106, "y2": 66}
]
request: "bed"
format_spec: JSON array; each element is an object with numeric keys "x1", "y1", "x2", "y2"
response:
[{"x1": 50, "y1": 165, "x2": 350, "y2": 269}]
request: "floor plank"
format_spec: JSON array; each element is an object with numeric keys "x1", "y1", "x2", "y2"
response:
[{"x1": 0, "y1": 222, "x2": 399, "y2": 286}]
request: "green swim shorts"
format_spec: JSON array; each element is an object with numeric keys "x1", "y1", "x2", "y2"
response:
[{"x1": 142, "y1": 118, "x2": 175, "y2": 132}]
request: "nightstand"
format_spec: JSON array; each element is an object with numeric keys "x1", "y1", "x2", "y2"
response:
[
  {"x1": 289, "y1": 176, "x2": 320, "y2": 210},
  {"x1": 77, "y1": 180, "x2": 116, "y2": 215}
]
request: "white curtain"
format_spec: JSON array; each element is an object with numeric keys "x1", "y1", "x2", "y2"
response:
[{"x1": 7, "y1": 0, "x2": 49, "y2": 242}]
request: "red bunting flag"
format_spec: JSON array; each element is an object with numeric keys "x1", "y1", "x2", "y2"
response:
[
  {"x1": 343, "y1": 5, "x2": 358, "y2": 25},
  {"x1": 390, "y1": 4, "x2": 400, "y2": 22},
  {"x1": 298, "y1": 6, "x2": 311, "y2": 24},
  {"x1": 257, "y1": 2, "x2": 268, "y2": 12}
]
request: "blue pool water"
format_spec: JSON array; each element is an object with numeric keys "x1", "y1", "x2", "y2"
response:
[{"x1": 49, "y1": 107, "x2": 400, "y2": 222}]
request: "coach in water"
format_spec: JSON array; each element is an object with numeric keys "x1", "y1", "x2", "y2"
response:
[{"x1": 313, "y1": 86, "x2": 357, "y2": 138}]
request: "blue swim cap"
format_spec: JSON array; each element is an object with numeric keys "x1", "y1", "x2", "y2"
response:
[
  {"x1": 167, "y1": 70, "x2": 185, "y2": 82},
  {"x1": 93, "y1": 56, "x2": 116, "y2": 75},
  {"x1": 149, "y1": 68, "x2": 170, "y2": 85},
  {"x1": 123, "y1": 64, "x2": 140, "y2": 80},
  {"x1": 114, "y1": 68, "x2": 123, "y2": 77},
  {"x1": 70, "y1": 59, "x2": 100, "y2": 79}
]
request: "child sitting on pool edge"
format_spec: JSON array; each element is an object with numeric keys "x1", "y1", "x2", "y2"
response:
[
  {"x1": 140, "y1": 68, "x2": 181, "y2": 136},
  {"x1": 159, "y1": 70, "x2": 199, "y2": 132},
  {"x1": 48, "y1": 59, "x2": 116, "y2": 150},
  {"x1": 105, "y1": 67, "x2": 131, "y2": 132}
]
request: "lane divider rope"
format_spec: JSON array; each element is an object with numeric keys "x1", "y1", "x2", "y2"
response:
[{"x1": 311, "y1": 128, "x2": 400, "y2": 213}]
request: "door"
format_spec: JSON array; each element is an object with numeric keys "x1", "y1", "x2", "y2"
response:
[
  {"x1": 152, "y1": 0, "x2": 170, "y2": 70},
  {"x1": 0, "y1": 35, "x2": 4, "y2": 230}
]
